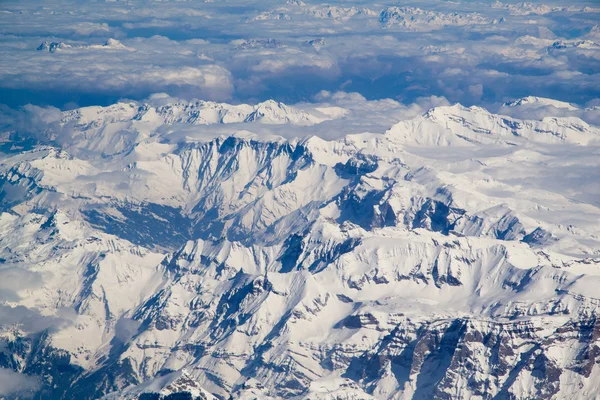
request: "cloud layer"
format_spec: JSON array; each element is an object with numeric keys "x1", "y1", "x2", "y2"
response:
[
  {"x1": 0, "y1": 368, "x2": 39, "y2": 398},
  {"x1": 0, "y1": 0, "x2": 598, "y2": 109}
]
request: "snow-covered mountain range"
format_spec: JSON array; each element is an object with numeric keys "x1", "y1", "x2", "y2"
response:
[{"x1": 0, "y1": 97, "x2": 599, "y2": 399}]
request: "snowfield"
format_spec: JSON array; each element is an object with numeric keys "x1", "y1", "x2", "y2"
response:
[{"x1": 0, "y1": 97, "x2": 599, "y2": 399}]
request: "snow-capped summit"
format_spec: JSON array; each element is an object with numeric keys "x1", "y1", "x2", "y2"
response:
[
  {"x1": 386, "y1": 103, "x2": 599, "y2": 145},
  {"x1": 247, "y1": 11, "x2": 291, "y2": 22},
  {"x1": 104, "y1": 370, "x2": 216, "y2": 400},
  {"x1": 36, "y1": 38, "x2": 133, "y2": 53},
  {"x1": 245, "y1": 99, "x2": 323, "y2": 124},
  {"x1": 102, "y1": 38, "x2": 127, "y2": 49},
  {"x1": 51, "y1": 99, "x2": 333, "y2": 156},
  {"x1": 587, "y1": 25, "x2": 600, "y2": 39},
  {"x1": 136, "y1": 99, "x2": 326, "y2": 126},
  {"x1": 379, "y1": 6, "x2": 489, "y2": 31},
  {"x1": 37, "y1": 40, "x2": 71, "y2": 52},
  {"x1": 307, "y1": 5, "x2": 376, "y2": 21},
  {"x1": 306, "y1": 37, "x2": 327, "y2": 50},
  {"x1": 86, "y1": 38, "x2": 134, "y2": 51},
  {"x1": 550, "y1": 39, "x2": 600, "y2": 50},
  {"x1": 503, "y1": 96, "x2": 579, "y2": 110},
  {"x1": 232, "y1": 38, "x2": 283, "y2": 49}
]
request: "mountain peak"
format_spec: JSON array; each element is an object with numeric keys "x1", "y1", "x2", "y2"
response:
[
  {"x1": 103, "y1": 38, "x2": 126, "y2": 48},
  {"x1": 37, "y1": 40, "x2": 71, "y2": 52},
  {"x1": 386, "y1": 102, "x2": 598, "y2": 146},
  {"x1": 104, "y1": 369, "x2": 216, "y2": 399},
  {"x1": 246, "y1": 100, "x2": 322, "y2": 124},
  {"x1": 503, "y1": 96, "x2": 579, "y2": 110}
]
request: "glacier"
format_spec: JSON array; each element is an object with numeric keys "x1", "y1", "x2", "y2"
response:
[{"x1": 0, "y1": 97, "x2": 599, "y2": 399}]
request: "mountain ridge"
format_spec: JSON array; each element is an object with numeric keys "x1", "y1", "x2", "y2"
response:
[{"x1": 0, "y1": 97, "x2": 599, "y2": 399}]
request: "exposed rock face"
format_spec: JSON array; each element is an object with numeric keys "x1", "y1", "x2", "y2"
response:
[
  {"x1": 0, "y1": 98, "x2": 599, "y2": 399},
  {"x1": 37, "y1": 41, "x2": 71, "y2": 52}
]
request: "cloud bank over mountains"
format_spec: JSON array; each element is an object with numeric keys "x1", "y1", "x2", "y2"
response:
[{"x1": 0, "y1": 0, "x2": 599, "y2": 110}]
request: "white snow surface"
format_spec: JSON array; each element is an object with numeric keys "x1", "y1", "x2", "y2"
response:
[{"x1": 1, "y1": 97, "x2": 600, "y2": 399}]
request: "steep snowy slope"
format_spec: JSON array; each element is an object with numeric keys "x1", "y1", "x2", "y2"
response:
[{"x1": 0, "y1": 98, "x2": 599, "y2": 399}]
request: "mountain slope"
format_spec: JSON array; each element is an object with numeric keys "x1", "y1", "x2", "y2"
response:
[{"x1": 0, "y1": 98, "x2": 599, "y2": 399}]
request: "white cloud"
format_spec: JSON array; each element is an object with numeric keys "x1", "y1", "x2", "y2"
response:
[
  {"x1": 139, "y1": 65, "x2": 232, "y2": 89},
  {"x1": 0, "y1": 369, "x2": 39, "y2": 398},
  {"x1": 250, "y1": 52, "x2": 337, "y2": 73},
  {"x1": 0, "y1": 268, "x2": 44, "y2": 301},
  {"x1": 0, "y1": 0, "x2": 598, "y2": 108},
  {"x1": 71, "y1": 22, "x2": 110, "y2": 36},
  {"x1": 114, "y1": 317, "x2": 141, "y2": 343},
  {"x1": 468, "y1": 83, "x2": 484, "y2": 99}
]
